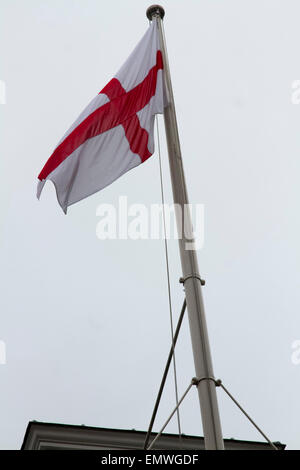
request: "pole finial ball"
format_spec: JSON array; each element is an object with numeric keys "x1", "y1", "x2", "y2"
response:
[{"x1": 146, "y1": 5, "x2": 165, "y2": 20}]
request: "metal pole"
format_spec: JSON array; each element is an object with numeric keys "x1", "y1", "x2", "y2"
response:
[{"x1": 146, "y1": 5, "x2": 224, "y2": 450}]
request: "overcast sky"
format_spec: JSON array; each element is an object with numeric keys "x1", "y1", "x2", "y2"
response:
[{"x1": 1, "y1": 0, "x2": 300, "y2": 450}]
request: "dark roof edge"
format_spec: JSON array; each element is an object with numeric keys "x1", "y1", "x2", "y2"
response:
[{"x1": 21, "y1": 421, "x2": 286, "y2": 450}]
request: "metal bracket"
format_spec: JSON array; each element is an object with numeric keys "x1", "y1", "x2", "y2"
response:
[
  {"x1": 192, "y1": 377, "x2": 221, "y2": 387},
  {"x1": 179, "y1": 274, "x2": 205, "y2": 286}
]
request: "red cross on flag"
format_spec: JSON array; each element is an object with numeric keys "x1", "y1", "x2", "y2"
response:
[{"x1": 37, "y1": 18, "x2": 167, "y2": 213}]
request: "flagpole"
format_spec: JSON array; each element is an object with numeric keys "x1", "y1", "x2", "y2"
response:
[{"x1": 146, "y1": 5, "x2": 224, "y2": 450}]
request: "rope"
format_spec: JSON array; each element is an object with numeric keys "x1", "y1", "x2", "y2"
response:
[
  {"x1": 156, "y1": 115, "x2": 182, "y2": 438},
  {"x1": 143, "y1": 299, "x2": 187, "y2": 450}
]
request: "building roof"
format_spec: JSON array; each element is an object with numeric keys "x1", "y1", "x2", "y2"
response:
[{"x1": 21, "y1": 421, "x2": 286, "y2": 450}]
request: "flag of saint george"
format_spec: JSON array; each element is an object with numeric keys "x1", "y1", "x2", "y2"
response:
[{"x1": 37, "y1": 18, "x2": 167, "y2": 213}]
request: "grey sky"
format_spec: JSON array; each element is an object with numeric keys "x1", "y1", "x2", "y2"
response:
[{"x1": 1, "y1": 0, "x2": 300, "y2": 449}]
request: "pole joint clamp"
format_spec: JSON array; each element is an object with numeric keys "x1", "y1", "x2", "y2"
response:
[
  {"x1": 191, "y1": 377, "x2": 222, "y2": 387},
  {"x1": 179, "y1": 274, "x2": 205, "y2": 286}
]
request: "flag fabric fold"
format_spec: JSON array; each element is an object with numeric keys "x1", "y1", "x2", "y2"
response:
[{"x1": 37, "y1": 18, "x2": 167, "y2": 213}]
